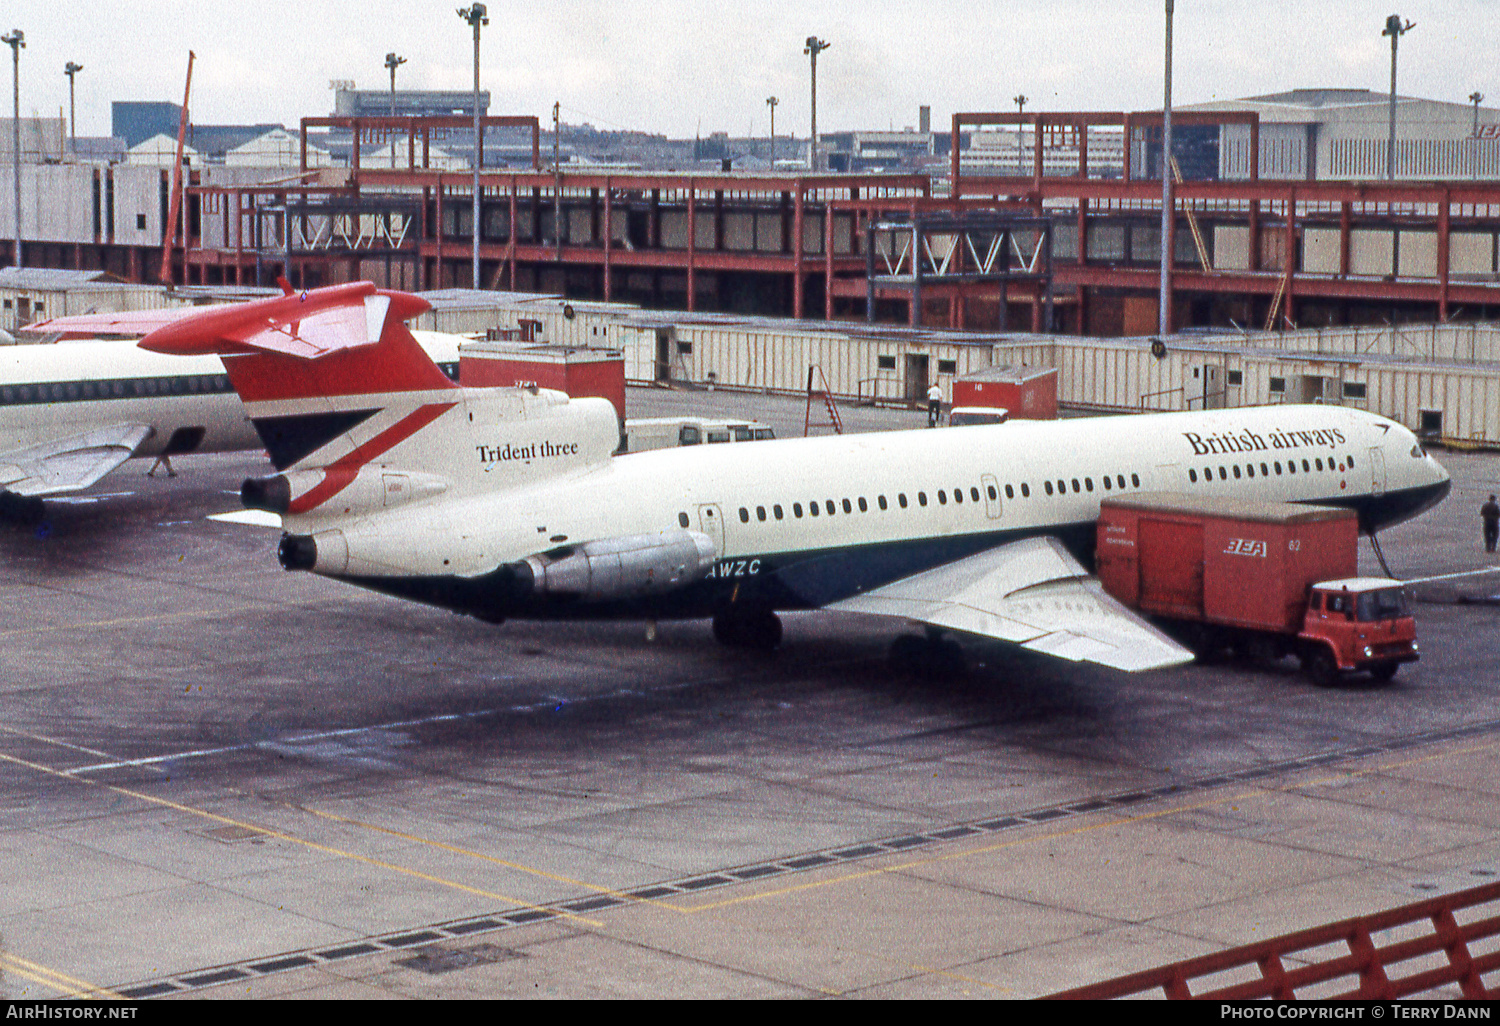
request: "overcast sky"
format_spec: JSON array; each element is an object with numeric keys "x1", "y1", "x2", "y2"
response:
[{"x1": 3, "y1": 1, "x2": 1496, "y2": 139}]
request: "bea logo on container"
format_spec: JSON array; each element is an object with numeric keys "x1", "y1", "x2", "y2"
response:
[{"x1": 1224, "y1": 538, "x2": 1268, "y2": 557}]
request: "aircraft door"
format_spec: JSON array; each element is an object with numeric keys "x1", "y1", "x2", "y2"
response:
[
  {"x1": 981, "y1": 473, "x2": 1002, "y2": 519},
  {"x1": 696, "y1": 503, "x2": 725, "y2": 557},
  {"x1": 1367, "y1": 446, "x2": 1387, "y2": 497}
]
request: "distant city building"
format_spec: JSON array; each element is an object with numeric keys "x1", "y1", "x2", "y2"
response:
[
  {"x1": 821, "y1": 130, "x2": 950, "y2": 173},
  {"x1": 186, "y1": 124, "x2": 287, "y2": 163},
  {"x1": 127, "y1": 133, "x2": 202, "y2": 167},
  {"x1": 0, "y1": 118, "x2": 68, "y2": 162},
  {"x1": 71, "y1": 137, "x2": 128, "y2": 163},
  {"x1": 333, "y1": 87, "x2": 489, "y2": 118},
  {"x1": 112, "y1": 101, "x2": 182, "y2": 149},
  {"x1": 1183, "y1": 88, "x2": 1500, "y2": 180}
]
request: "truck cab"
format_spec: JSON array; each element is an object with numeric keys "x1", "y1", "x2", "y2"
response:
[{"x1": 1299, "y1": 577, "x2": 1419, "y2": 684}]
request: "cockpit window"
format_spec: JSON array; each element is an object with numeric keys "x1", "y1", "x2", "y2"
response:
[{"x1": 1410, "y1": 444, "x2": 1424, "y2": 458}]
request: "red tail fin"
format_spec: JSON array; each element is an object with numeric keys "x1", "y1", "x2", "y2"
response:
[{"x1": 139, "y1": 281, "x2": 454, "y2": 403}]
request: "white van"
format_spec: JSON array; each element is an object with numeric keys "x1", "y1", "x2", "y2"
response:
[{"x1": 622, "y1": 416, "x2": 777, "y2": 453}]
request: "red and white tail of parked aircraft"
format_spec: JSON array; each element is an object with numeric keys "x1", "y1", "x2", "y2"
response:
[
  {"x1": 135, "y1": 281, "x2": 1452, "y2": 674},
  {"x1": 2, "y1": 281, "x2": 458, "y2": 518}
]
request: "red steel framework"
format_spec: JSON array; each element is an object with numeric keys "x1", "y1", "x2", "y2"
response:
[
  {"x1": 1048, "y1": 879, "x2": 1500, "y2": 1000},
  {"x1": 163, "y1": 112, "x2": 1500, "y2": 333}
]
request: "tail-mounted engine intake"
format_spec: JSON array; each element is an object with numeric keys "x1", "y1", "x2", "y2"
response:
[
  {"x1": 243, "y1": 467, "x2": 449, "y2": 516},
  {"x1": 516, "y1": 530, "x2": 716, "y2": 602}
]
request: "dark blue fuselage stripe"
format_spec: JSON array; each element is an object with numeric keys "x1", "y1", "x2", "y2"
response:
[{"x1": 340, "y1": 480, "x2": 1452, "y2": 623}]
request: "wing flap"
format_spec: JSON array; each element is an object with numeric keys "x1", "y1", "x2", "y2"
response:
[
  {"x1": 830, "y1": 535, "x2": 1194, "y2": 673},
  {"x1": 0, "y1": 424, "x2": 154, "y2": 496}
]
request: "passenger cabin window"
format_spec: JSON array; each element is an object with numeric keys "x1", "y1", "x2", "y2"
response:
[
  {"x1": 1131, "y1": 474, "x2": 1140, "y2": 487},
  {"x1": 878, "y1": 495, "x2": 888, "y2": 510},
  {"x1": 826, "y1": 500, "x2": 836, "y2": 515},
  {"x1": 794, "y1": 503, "x2": 803, "y2": 517},
  {"x1": 918, "y1": 492, "x2": 928, "y2": 506},
  {"x1": 756, "y1": 506, "x2": 766, "y2": 521},
  {"x1": 739, "y1": 508, "x2": 749, "y2": 522},
  {"x1": 1020, "y1": 483, "x2": 1030, "y2": 497},
  {"x1": 841, "y1": 498, "x2": 852, "y2": 513},
  {"x1": 773, "y1": 505, "x2": 783, "y2": 520},
  {"x1": 898, "y1": 493, "x2": 908, "y2": 508},
  {"x1": 678, "y1": 512, "x2": 690, "y2": 527}
]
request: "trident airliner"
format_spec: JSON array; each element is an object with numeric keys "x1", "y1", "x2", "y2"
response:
[{"x1": 137, "y1": 281, "x2": 1452, "y2": 674}]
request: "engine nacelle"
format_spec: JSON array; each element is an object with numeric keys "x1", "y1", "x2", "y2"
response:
[
  {"x1": 518, "y1": 530, "x2": 716, "y2": 602},
  {"x1": 244, "y1": 466, "x2": 448, "y2": 516}
]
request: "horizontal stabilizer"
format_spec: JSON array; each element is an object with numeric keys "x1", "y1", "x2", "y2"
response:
[
  {"x1": 139, "y1": 283, "x2": 418, "y2": 359},
  {"x1": 830, "y1": 535, "x2": 1194, "y2": 673},
  {"x1": 26, "y1": 305, "x2": 221, "y2": 339},
  {"x1": 137, "y1": 281, "x2": 453, "y2": 402}
]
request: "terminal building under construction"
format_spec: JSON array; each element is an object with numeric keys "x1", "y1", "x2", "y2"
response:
[{"x1": 7, "y1": 90, "x2": 1500, "y2": 443}]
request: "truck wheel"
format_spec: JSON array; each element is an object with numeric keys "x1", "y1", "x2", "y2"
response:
[
  {"x1": 1370, "y1": 661, "x2": 1400, "y2": 683},
  {"x1": 1302, "y1": 647, "x2": 1340, "y2": 687}
]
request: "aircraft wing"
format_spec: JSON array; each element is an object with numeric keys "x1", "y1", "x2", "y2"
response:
[
  {"x1": 0, "y1": 424, "x2": 154, "y2": 496},
  {"x1": 827, "y1": 535, "x2": 1194, "y2": 672}
]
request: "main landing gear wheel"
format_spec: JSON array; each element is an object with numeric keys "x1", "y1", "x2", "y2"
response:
[
  {"x1": 888, "y1": 632, "x2": 967, "y2": 678},
  {"x1": 712, "y1": 608, "x2": 782, "y2": 651}
]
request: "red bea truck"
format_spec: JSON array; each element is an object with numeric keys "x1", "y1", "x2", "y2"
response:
[{"x1": 1095, "y1": 493, "x2": 1419, "y2": 684}]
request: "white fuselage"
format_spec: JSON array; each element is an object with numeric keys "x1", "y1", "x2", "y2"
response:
[
  {"x1": 0, "y1": 331, "x2": 462, "y2": 461},
  {"x1": 299, "y1": 403, "x2": 1450, "y2": 620}
]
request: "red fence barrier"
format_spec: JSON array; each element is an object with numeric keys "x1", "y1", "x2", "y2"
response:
[{"x1": 1048, "y1": 880, "x2": 1500, "y2": 1000}]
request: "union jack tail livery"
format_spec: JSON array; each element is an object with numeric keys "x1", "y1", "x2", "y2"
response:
[{"x1": 138, "y1": 281, "x2": 619, "y2": 523}]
